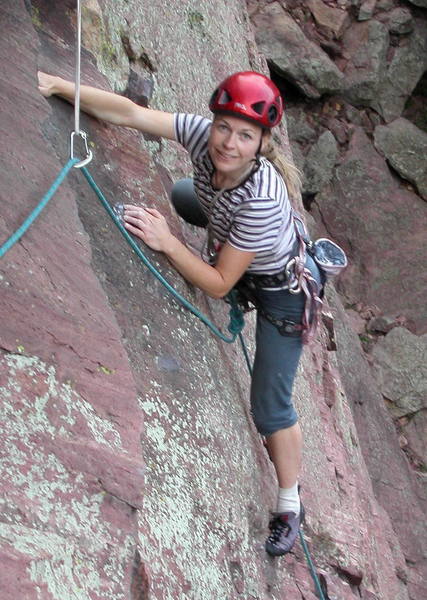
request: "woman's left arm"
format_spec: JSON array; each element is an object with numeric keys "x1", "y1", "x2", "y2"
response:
[{"x1": 123, "y1": 205, "x2": 255, "y2": 298}]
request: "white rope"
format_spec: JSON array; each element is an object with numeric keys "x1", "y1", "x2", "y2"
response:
[
  {"x1": 71, "y1": 0, "x2": 93, "y2": 168},
  {"x1": 74, "y1": 0, "x2": 82, "y2": 134}
]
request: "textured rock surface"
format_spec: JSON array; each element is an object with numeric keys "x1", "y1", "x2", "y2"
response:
[
  {"x1": 341, "y1": 19, "x2": 389, "y2": 108},
  {"x1": 374, "y1": 117, "x2": 427, "y2": 199},
  {"x1": 370, "y1": 327, "x2": 427, "y2": 417},
  {"x1": 0, "y1": 1, "x2": 426, "y2": 600},
  {"x1": 314, "y1": 127, "x2": 427, "y2": 332},
  {"x1": 252, "y1": 2, "x2": 345, "y2": 98},
  {"x1": 303, "y1": 130, "x2": 338, "y2": 194}
]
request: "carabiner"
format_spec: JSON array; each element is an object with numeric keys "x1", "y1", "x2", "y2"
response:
[
  {"x1": 70, "y1": 130, "x2": 93, "y2": 168},
  {"x1": 285, "y1": 257, "x2": 301, "y2": 294}
]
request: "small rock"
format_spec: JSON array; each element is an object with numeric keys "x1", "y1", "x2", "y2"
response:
[
  {"x1": 367, "y1": 315, "x2": 397, "y2": 334},
  {"x1": 398, "y1": 434, "x2": 408, "y2": 448},
  {"x1": 307, "y1": 0, "x2": 350, "y2": 38},
  {"x1": 371, "y1": 327, "x2": 427, "y2": 417},
  {"x1": 125, "y1": 70, "x2": 154, "y2": 107},
  {"x1": 286, "y1": 107, "x2": 318, "y2": 144},
  {"x1": 407, "y1": 0, "x2": 427, "y2": 8},
  {"x1": 388, "y1": 8, "x2": 414, "y2": 35},
  {"x1": 346, "y1": 309, "x2": 367, "y2": 335},
  {"x1": 336, "y1": 563, "x2": 364, "y2": 586},
  {"x1": 358, "y1": 0, "x2": 377, "y2": 21},
  {"x1": 377, "y1": 0, "x2": 394, "y2": 9},
  {"x1": 374, "y1": 118, "x2": 427, "y2": 200}
]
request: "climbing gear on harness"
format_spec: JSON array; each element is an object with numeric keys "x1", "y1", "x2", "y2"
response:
[
  {"x1": 209, "y1": 71, "x2": 284, "y2": 129},
  {"x1": 266, "y1": 502, "x2": 306, "y2": 557},
  {"x1": 293, "y1": 212, "x2": 347, "y2": 281},
  {"x1": 230, "y1": 279, "x2": 304, "y2": 337},
  {"x1": 307, "y1": 238, "x2": 348, "y2": 279}
]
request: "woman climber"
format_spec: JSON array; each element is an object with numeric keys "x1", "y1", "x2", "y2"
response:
[{"x1": 38, "y1": 70, "x2": 323, "y2": 556}]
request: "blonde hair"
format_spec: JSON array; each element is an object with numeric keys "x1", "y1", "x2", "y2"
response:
[{"x1": 261, "y1": 139, "x2": 302, "y2": 201}]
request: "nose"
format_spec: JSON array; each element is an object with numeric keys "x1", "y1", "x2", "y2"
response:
[{"x1": 223, "y1": 131, "x2": 237, "y2": 149}]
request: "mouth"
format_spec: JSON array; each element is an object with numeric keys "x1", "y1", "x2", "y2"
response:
[{"x1": 215, "y1": 148, "x2": 237, "y2": 161}]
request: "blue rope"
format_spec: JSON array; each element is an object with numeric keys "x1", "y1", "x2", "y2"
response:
[
  {"x1": 299, "y1": 530, "x2": 327, "y2": 599},
  {"x1": 80, "y1": 167, "x2": 243, "y2": 343},
  {"x1": 0, "y1": 158, "x2": 79, "y2": 258},
  {"x1": 0, "y1": 158, "x2": 243, "y2": 343}
]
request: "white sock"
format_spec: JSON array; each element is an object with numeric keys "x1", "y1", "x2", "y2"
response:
[{"x1": 276, "y1": 482, "x2": 300, "y2": 515}]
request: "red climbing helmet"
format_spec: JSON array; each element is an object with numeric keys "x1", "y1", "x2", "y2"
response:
[{"x1": 209, "y1": 71, "x2": 284, "y2": 129}]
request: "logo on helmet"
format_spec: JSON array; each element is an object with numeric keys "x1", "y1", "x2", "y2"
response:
[{"x1": 234, "y1": 102, "x2": 247, "y2": 110}]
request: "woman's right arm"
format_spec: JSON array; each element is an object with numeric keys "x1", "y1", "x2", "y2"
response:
[{"x1": 38, "y1": 72, "x2": 176, "y2": 140}]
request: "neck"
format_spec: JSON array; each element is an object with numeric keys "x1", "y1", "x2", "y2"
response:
[{"x1": 213, "y1": 162, "x2": 255, "y2": 189}]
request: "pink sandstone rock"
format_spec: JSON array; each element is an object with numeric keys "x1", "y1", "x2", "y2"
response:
[{"x1": 0, "y1": 2, "x2": 426, "y2": 600}]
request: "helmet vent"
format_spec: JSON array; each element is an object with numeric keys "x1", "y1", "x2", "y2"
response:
[
  {"x1": 218, "y1": 89, "x2": 232, "y2": 104},
  {"x1": 268, "y1": 105, "x2": 278, "y2": 124},
  {"x1": 251, "y1": 101, "x2": 266, "y2": 115}
]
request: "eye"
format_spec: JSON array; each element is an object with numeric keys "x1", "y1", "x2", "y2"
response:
[{"x1": 240, "y1": 132, "x2": 253, "y2": 141}]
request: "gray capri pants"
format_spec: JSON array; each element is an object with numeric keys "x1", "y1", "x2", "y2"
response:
[{"x1": 171, "y1": 179, "x2": 322, "y2": 437}]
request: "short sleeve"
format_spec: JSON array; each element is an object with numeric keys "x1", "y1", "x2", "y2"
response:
[{"x1": 174, "y1": 113, "x2": 212, "y2": 163}]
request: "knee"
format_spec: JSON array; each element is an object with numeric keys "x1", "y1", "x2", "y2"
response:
[
  {"x1": 171, "y1": 178, "x2": 194, "y2": 205},
  {"x1": 170, "y1": 178, "x2": 208, "y2": 227},
  {"x1": 251, "y1": 405, "x2": 298, "y2": 437}
]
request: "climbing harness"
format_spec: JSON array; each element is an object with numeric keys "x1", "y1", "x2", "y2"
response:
[{"x1": 0, "y1": 2, "x2": 326, "y2": 596}]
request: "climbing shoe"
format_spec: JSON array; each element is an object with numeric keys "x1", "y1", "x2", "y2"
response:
[{"x1": 265, "y1": 503, "x2": 305, "y2": 557}]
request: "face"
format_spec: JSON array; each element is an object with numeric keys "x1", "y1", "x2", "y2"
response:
[{"x1": 208, "y1": 115, "x2": 265, "y2": 179}]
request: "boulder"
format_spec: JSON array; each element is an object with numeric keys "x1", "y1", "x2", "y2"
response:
[
  {"x1": 374, "y1": 19, "x2": 427, "y2": 122},
  {"x1": 407, "y1": 0, "x2": 427, "y2": 8},
  {"x1": 314, "y1": 127, "x2": 427, "y2": 333},
  {"x1": 252, "y1": 2, "x2": 345, "y2": 98},
  {"x1": 367, "y1": 314, "x2": 400, "y2": 334},
  {"x1": 285, "y1": 106, "x2": 318, "y2": 145},
  {"x1": 402, "y1": 410, "x2": 427, "y2": 467},
  {"x1": 303, "y1": 130, "x2": 339, "y2": 194},
  {"x1": 387, "y1": 7, "x2": 414, "y2": 35},
  {"x1": 374, "y1": 117, "x2": 427, "y2": 200},
  {"x1": 370, "y1": 327, "x2": 427, "y2": 417},
  {"x1": 358, "y1": 0, "x2": 378, "y2": 21},
  {"x1": 341, "y1": 19, "x2": 389, "y2": 107},
  {"x1": 307, "y1": 0, "x2": 350, "y2": 38},
  {"x1": 377, "y1": 0, "x2": 394, "y2": 9}
]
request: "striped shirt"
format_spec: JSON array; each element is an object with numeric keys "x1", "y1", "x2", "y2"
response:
[{"x1": 174, "y1": 113, "x2": 296, "y2": 275}]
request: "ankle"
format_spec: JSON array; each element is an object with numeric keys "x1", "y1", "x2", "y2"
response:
[{"x1": 276, "y1": 482, "x2": 300, "y2": 515}]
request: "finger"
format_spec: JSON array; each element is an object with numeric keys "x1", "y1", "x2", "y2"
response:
[
  {"x1": 144, "y1": 207, "x2": 162, "y2": 218},
  {"x1": 124, "y1": 215, "x2": 148, "y2": 226},
  {"x1": 124, "y1": 222, "x2": 147, "y2": 239}
]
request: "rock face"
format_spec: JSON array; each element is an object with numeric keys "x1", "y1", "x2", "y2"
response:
[
  {"x1": 252, "y1": 2, "x2": 345, "y2": 98},
  {"x1": 316, "y1": 126, "x2": 427, "y2": 331},
  {"x1": 250, "y1": 0, "x2": 427, "y2": 336},
  {"x1": 374, "y1": 117, "x2": 427, "y2": 199},
  {"x1": 371, "y1": 327, "x2": 427, "y2": 417},
  {"x1": 0, "y1": 2, "x2": 426, "y2": 600}
]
